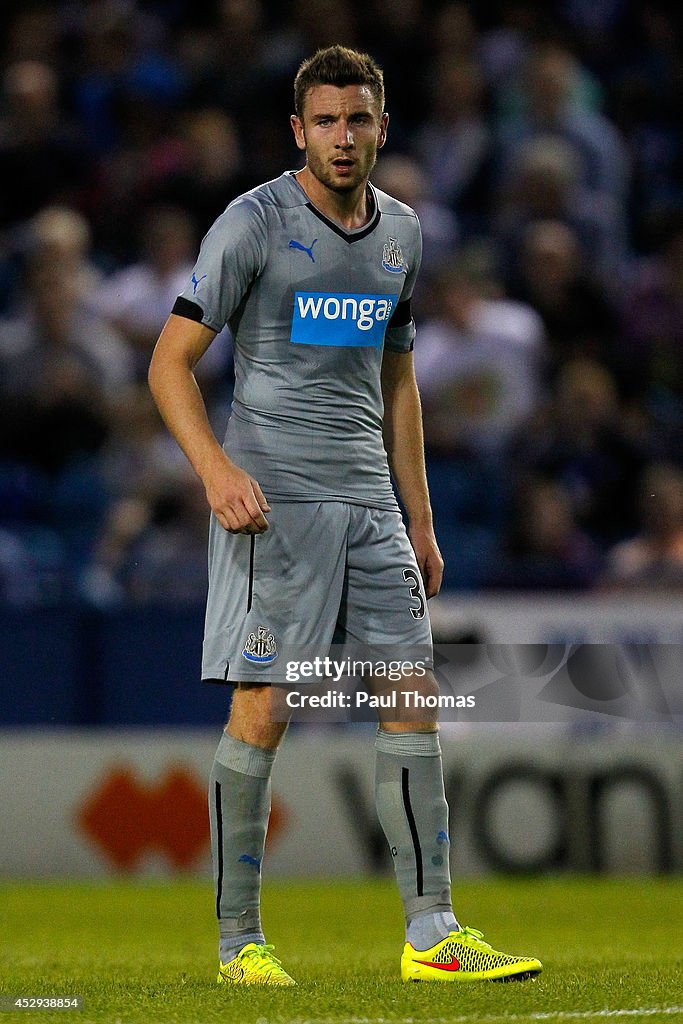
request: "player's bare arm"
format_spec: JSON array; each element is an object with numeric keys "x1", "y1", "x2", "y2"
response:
[
  {"x1": 148, "y1": 313, "x2": 270, "y2": 535},
  {"x1": 381, "y1": 348, "x2": 443, "y2": 598}
]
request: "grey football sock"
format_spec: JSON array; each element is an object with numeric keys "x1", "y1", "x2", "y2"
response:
[
  {"x1": 374, "y1": 729, "x2": 459, "y2": 946},
  {"x1": 406, "y1": 909, "x2": 460, "y2": 951},
  {"x1": 208, "y1": 732, "x2": 277, "y2": 963}
]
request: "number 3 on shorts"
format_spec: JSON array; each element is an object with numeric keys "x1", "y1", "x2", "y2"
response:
[{"x1": 402, "y1": 567, "x2": 425, "y2": 619}]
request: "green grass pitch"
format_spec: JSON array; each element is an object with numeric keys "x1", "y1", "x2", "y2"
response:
[{"x1": 0, "y1": 877, "x2": 681, "y2": 1023}]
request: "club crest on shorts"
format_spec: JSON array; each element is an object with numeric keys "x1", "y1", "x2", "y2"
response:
[
  {"x1": 242, "y1": 625, "x2": 278, "y2": 664},
  {"x1": 382, "y1": 236, "x2": 405, "y2": 274}
]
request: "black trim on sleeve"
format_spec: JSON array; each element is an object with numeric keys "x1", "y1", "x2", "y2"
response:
[
  {"x1": 172, "y1": 296, "x2": 205, "y2": 322},
  {"x1": 388, "y1": 298, "x2": 412, "y2": 328},
  {"x1": 383, "y1": 338, "x2": 414, "y2": 354}
]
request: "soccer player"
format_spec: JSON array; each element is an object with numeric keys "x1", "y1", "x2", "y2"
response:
[{"x1": 148, "y1": 45, "x2": 542, "y2": 986}]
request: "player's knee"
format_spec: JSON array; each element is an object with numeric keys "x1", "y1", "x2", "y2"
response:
[
  {"x1": 409, "y1": 668, "x2": 439, "y2": 702},
  {"x1": 377, "y1": 669, "x2": 440, "y2": 731},
  {"x1": 227, "y1": 684, "x2": 288, "y2": 749},
  {"x1": 395, "y1": 667, "x2": 439, "y2": 707}
]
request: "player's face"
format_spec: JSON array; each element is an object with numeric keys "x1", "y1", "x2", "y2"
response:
[{"x1": 291, "y1": 84, "x2": 388, "y2": 195}]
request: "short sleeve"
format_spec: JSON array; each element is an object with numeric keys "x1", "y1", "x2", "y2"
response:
[
  {"x1": 174, "y1": 194, "x2": 268, "y2": 333},
  {"x1": 383, "y1": 214, "x2": 422, "y2": 354}
]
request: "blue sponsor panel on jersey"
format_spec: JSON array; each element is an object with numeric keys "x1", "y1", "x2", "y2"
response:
[{"x1": 291, "y1": 291, "x2": 400, "y2": 347}]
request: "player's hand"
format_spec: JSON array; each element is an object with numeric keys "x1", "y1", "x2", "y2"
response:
[
  {"x1": 408, "y1": 526, "x2": 444, "y2": 599},
  {"x1": 202, "y1": 455, "x2": 270, "y2": 534}
]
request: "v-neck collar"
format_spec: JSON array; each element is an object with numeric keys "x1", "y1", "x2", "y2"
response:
[{"x1": 288, "y1": 170, "x2": 382, "y2": 243}]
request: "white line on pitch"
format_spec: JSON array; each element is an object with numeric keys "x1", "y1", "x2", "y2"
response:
[{"x1": 286, "y1": 1007, "x2": 683, "y2": 1024}]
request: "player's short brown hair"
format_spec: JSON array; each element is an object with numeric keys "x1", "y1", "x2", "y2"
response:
[{"x1": 294, "y1": 45, "x2": 385, "y2": 117}]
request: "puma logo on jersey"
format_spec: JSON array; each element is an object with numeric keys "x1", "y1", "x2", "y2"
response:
[
  {"x1": 289, "y1": 238, "x2": 317, "y2": 262},
  {"x1": 191, "y1": 272, "x2": 207, "y2": 294},
  {"x1": 291, "y1": 291, "x2": 399, "y2": 348}
]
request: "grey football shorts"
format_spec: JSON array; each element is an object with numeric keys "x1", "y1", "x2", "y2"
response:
[{"x1": 202, "y1": 500, "x2": 433, "y2": 684}]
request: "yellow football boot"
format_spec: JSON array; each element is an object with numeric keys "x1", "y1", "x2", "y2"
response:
[
  {"x1": 401, "y1": 926, "x2": 542, "y2": 982},
  {"x1": 217, "y1": 942, "x2": 296, "y2": 986}
]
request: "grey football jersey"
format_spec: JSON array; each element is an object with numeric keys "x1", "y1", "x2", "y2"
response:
[{"x1": 174, "y1": 171, "x2": 422, "y2": 508}]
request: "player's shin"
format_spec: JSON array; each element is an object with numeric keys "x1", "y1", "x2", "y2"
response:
[
  {"x1": 208, "y1": 732, "x2": 276, "y2": 964},
  {"x1": 374, "y1": 728, "x2": 460, "y2": 950}
]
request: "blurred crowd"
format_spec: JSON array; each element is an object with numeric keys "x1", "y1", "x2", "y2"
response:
[{"x1": 0, "y1": 0, "x2": 682, "y2": 605}]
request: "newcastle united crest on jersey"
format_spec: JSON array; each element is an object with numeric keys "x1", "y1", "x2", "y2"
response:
[
  {"x1": 242, "y1": 625, "x2": 278, "y2": 664},
  {"x1": 382, "y1": 236, "x2": 405, "y2": 274}
]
